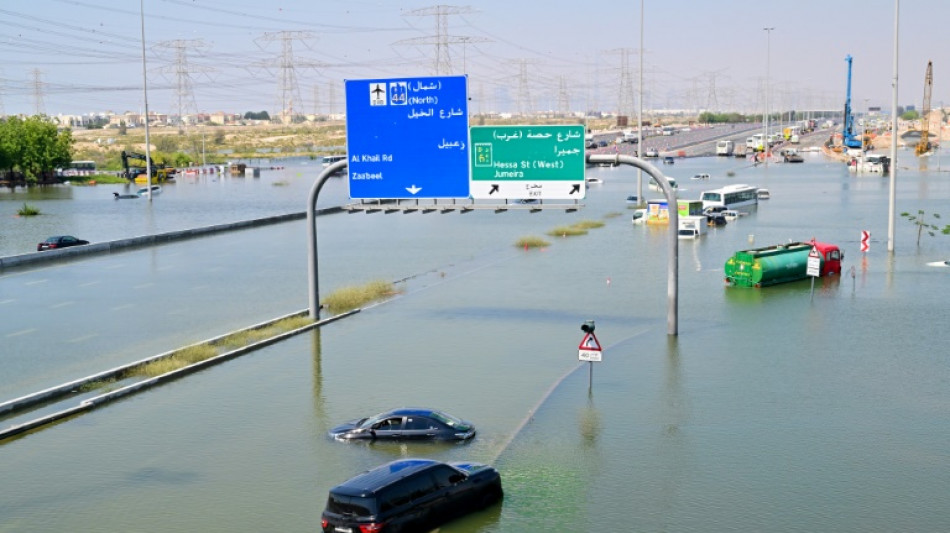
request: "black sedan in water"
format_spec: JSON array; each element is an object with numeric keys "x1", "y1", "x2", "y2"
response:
[
  {"x1": 37, "y1": 235, "x2": 89, "y2": 251},
  {"x1": 329, "y1": 408, "x2": 476, "y2": 441}
]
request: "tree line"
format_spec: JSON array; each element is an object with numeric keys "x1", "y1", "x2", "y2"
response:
[{"x1": 0, "y1": 116, "x2": 73, "y2": 185}]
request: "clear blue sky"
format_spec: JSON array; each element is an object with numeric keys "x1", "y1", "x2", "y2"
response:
[{"x1": 0, "y1": 0, "x2": 944, "y2": 118}]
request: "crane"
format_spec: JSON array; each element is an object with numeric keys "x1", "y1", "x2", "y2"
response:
[
  {"x1": 916, "y1": 61, "x2": 934, "y2": 156},
  {"x1": 841, "y1": 55, "x2": 863, "y2": 150}
]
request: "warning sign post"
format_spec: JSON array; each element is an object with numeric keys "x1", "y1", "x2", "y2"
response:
[{"x1": 578, "y1": 332, "x2": 603, "y2": 362}]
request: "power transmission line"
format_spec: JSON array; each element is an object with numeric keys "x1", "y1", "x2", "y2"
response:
[
  {"x1": 610, "y1": 48, "x2": 637, "y2": 123},
  {"x1": 255, "y1": 31, "x2": 324, "y2": 124},
  {"x1": 557, "y1": 76, "x2": 571, "y2": 117},
  {"x1": 155, "y1": 39, "x2": 213, "y2": 134},
  {"x1": 512, "y1": 59, "x2": 536, "y2": 116},
  {"x1": 31, "y1": 68, "x2": 45, "y2": 115},
  {"x1": 396, "y1": 5, "x2": 489, "y2": 75}
]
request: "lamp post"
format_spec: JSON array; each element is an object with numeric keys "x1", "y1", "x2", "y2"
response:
[
  {"x1": 887, "y1": 0, "x2": 899, "y2": 253},
  {"x1": 763, "y1": 27, "x2": 774, "y2": 168},
  {"x1": 864, "y1": 98, "x2": 869, "y2": 150},
  {"x1": 637, "y1": 0, "x2": 644, "y2": 204},
  {"x1": 140, "y1": 0, "x2": 152, "y2": 200}
]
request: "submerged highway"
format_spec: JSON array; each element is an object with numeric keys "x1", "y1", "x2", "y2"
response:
[{"x1": 3, "y1": 147, "x2": 950, "y2": 532}]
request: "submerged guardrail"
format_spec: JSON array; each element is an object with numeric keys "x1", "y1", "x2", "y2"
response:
[
  {"x1": 0, "y1": 308, "x2": 357, "y2": 442},
  {"x1": 0, "y1": 208, "x2": 342, "y2": 271}
]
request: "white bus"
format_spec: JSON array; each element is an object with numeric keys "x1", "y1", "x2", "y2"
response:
[
  {"x1": 700, "y1": 184, "x2": 759, "y2": 209},
  {"x1": 716, "y1": 140, "x2": 734, "y2": 156},
  {"x1": 62, "y1": 160, "x2": 96, "y2": 177},
  {"x1": 322, "y1": 155, "x2": 346, "y2": 166}
]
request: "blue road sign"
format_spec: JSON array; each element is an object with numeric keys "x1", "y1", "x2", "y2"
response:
[{"x1": 344, "y1": 76, "x2": 470, "y2": 199}]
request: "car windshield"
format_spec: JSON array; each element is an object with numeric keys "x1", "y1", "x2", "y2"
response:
[{"x1": 357, "y1": 413, "x2": 388, "y2": 429}]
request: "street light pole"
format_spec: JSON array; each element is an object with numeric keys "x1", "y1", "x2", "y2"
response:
[
  {"x1": 888, "y1": 0, "x2": 899, "y2": 253},
  {"x1": 140, "y1": 0, "x2": 152, "y2": 201},
  {"x1": 637, "y1": 0, "x2": 644, "y2": 204},
  {"x1": 763, "y1": 27, "x2": 774, "y2": 169}
]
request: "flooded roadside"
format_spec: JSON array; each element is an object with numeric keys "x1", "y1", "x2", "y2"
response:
[{"x1": 2, "y1": 155, "x2": 950, "y2": 531}]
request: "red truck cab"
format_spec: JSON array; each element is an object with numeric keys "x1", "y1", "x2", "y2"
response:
[{"x1": 812, "y1": 240, "x2": 843, "y2": 276}]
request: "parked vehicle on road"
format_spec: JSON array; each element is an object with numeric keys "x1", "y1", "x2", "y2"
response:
[
  {"x1": 321, "y1": 458, "x2": 503, "y2": 533},
  {"x1": 37, "y1": 235, "x2": 89, "y2": 251},
  {"x1": 328, "y1": 408, "x2": 476, "y2": 441}
]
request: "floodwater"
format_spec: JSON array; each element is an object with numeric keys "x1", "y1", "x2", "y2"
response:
[
  {"x1": 2, "y1": 151, "x2": 950, "y2": 532},
  {"x1": 0, "y1": 158, "x2": 349, "y2": 258}
]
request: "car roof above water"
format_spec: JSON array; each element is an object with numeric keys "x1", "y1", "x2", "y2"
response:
[
  {"x1": 331, "y1": 459, "x2": 442, "y2": 497},
  {"x1": 386, "y1": 407, "x2": 439, "y2": 417}
]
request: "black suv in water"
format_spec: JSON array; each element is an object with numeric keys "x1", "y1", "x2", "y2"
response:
[{"x1": 321, "y1": 458, "x2": 502, "y2": 533}]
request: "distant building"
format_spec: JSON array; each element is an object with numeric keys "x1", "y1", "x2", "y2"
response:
[{"x1": 209, "y1": 112, "x2": 241, "y2": 125}]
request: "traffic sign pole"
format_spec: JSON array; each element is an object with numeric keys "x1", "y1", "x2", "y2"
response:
[{"x1": 807, "y1": 245, "x2": 821, "y2": 301}]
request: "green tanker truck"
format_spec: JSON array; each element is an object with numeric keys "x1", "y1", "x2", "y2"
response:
[{"x1": 724, "y1": 240, "x2": 843, "y2": 288}]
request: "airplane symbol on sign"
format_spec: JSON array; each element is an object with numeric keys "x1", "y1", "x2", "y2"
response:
[{"x1": 370, "y1": 84, "x2": 386, "y2": 106}]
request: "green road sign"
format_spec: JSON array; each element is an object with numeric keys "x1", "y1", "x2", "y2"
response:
[{"x1": 470, "y1": 125, "x2": 586, "y2": 199}]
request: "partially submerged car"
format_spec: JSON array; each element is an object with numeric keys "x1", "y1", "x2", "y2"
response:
[
  {"x1": 329, "y1": 408, "x2": 476, "y2": 441},
  {"x1": 631, "y1": 208, "x2": 647, "y2": 224},
  {"x1": 321, "y1": 458, "x2": 502, "y2": 533},
  {"x1": 37, "y1": 235, "x2": 89, "y2": 251}
]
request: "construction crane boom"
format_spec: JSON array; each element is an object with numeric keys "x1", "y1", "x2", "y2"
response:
[
  {"x1": 842, "y1": 55, "x2": 863, "y2": 150},
  {"x1": 916, "y1": 61, "x2": 933, "y2": 156}
]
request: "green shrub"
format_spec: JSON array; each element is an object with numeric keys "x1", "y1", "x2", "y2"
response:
[
  {"x1": 548, "y1": 225, "x2": 588, "y2": 237},
  {"x1": 515, "y1": 236, "x2": 551, "y2": 248},
  {"x1": 547, "y1": 219, "x2": 605, "y2": 237},
  {"x1": 322, "y1": 280, "x2": 397, "y2": 314},
  {"x1": 17, "y1": 203, "x2": 40, "y2": 216},
  {"x1": 573, "y1": 220, "x2": 605, "y2": 229}
]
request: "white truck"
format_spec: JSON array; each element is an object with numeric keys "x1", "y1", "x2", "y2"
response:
[{"x1": 678, "y1": 216, "x2": 707, "y2": 238}]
